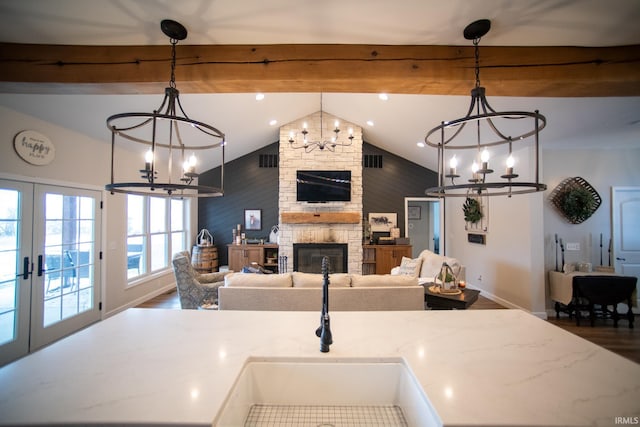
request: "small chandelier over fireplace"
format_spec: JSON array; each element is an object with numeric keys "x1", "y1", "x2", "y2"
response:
[{"x1": 288, "y1": 93, "x2": 354, "y2": 152}]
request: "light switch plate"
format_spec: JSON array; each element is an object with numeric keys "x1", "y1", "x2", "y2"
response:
[{"x1": 566, "y1": 242, "x2": 580, "y2": 251}]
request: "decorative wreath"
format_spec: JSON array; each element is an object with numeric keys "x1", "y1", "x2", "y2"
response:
[
  {"x1": 549, "y1": 177, "x2": 601, "y2": 224},
  {"x1": 463, "y1": 197, "x2": 483, "y2": 224}
]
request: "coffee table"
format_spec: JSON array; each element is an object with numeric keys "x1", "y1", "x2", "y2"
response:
[{"x1": 424, "y1": 286, "x2": 480, "y2": 310}]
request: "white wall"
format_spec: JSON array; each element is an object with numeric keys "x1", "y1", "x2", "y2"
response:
[
  {"x1": 444, "y1": 141, "x2": 640, "y2": 317},
  {"x1": 445, "y1": 144, "x2": 547, "y2": 316},
  {"x1": 0, "y1": 106, "x2": 192, "y2": 316},
  {"x1": 542, "y1": 147, "x2": 640, "y2": 309}
]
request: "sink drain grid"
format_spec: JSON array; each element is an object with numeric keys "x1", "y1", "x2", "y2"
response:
[{"x1": 244, "y1": 404, "x2": 408, "y2": 427}]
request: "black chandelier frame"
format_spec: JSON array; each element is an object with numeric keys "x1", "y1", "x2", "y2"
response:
[
  {"x1": 424, "y1": 19, "x2": 547, "y2": 198},
  {"x1": 105, "y1": 19, "x2": 225, "y2": 198}
]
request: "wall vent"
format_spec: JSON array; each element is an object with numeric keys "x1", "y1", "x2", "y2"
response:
[
  {"x1": 259, "y1": 154, "x2": 279, "y2": 168},
  {"x1": 363, "y1": 154, "x2": 383, "y2": 168}
]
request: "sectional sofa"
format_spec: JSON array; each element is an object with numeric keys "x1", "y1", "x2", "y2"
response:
[
  {"x1": 217, "y1": 271, "x2": 424, "y2": 311},
  {"x1": 215, "y1": 249, "x2": 464, "y2": 311}
]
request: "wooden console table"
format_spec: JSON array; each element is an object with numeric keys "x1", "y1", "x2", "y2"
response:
[{"x1": 362, "y1": 244, "x2": 412, "y2": 275}]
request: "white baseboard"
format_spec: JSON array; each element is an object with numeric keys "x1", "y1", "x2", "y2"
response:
[
  {"x1": 468, "y1": 285, "x2": 548, "y2": 320},
  {"x1": 104, "y1": 282, "x2": 177, "y2": 319}
]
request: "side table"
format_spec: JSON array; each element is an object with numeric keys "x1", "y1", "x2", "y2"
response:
[{"x1": 424, "y1": 286, "x2": 480, "y2": 310}]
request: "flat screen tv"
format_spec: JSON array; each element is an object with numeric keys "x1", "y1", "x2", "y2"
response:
[{"x1": 296, "y1": 170, "x2": 351, "y2": 203}]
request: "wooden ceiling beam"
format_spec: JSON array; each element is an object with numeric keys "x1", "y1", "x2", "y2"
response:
[{"x1": 1, "y1": 43, "x2": 639, "y2": 96}]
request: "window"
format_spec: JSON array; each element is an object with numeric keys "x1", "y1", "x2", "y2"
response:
[{"x1": 126, "y1": 195, "x2": 188, "y2": 281}]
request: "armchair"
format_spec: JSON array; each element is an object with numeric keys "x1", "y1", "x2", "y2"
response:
[{"x1": 171, "y1": 251, "x2": 232, "y2": 309}]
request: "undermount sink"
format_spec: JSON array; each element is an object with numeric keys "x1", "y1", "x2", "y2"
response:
[{"x1": 213, "y1": 357, "x2": 441, "y2": 427}]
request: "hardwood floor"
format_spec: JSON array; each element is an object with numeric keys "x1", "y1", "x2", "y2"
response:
[{"x1": 138, "y1": 290, "x2": 639, "y2": 364}]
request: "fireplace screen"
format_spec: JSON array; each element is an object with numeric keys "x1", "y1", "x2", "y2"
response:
[{"x1": 293, "y1": 243, "x2": 348, "y2": 273}]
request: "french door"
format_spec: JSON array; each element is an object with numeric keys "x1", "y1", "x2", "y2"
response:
[{"x1": 0, "y1": 179, "x2": 102, "y2": 366}]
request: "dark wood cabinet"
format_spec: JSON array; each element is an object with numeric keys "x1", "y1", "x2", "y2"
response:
[
  {"x1": 362, "y1": 244, "x2": 412, "y2": 275},
  {"x1": 227, "y1": 244, "x2": 278, "y2": 272}
]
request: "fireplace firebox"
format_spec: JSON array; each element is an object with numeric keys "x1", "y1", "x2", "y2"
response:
[{"x1": 293, "y1": 243, "x2": 348, "y2": 273}]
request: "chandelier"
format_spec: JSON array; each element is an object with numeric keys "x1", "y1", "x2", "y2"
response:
[
  {"x1": 424, "y1": 19, "x2": 547, "y2": 198},
  {"x1": 105, "y1": 20, "x2": 225, "y2": 198},
  {"x1": 288, "y1": 93, "x2": 354, "y2": 152}
]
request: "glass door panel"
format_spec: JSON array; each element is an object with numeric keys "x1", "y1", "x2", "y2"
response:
[
  {"x1": 0, "y1": 180, "x2": 33, "y2": 366},
  {"x1": 1, "y1": 180, "x2": 102, "y2": 365},
  {"x1": 30, "y1": 185, "x2": 101, "y2": 351}
]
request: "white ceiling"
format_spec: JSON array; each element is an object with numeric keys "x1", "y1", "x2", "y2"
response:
[{"x1": 0, "y1": 0, "x2": 639, "y2": 172}]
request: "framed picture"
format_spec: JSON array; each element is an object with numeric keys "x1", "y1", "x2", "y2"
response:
[
  {"x1": 244, "y1": 209, "x2": 262, "y2": 231},
  {"x1": 408, "y1": 206, "x2": 421, "y2": 220},
  {"x1": 368, "y1": 212, "x2": 397, "y2": 232}
]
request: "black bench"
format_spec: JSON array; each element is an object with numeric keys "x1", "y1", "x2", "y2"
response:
[{"x1": 573, "y1": 275, "x2": 636, "y2": 328}]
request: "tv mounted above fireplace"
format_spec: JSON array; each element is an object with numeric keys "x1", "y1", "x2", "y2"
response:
[{"x1": 296, "y1": 170, "x2": 351, "y2": 203}]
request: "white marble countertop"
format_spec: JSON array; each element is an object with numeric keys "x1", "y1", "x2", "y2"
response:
[{"x1": 0, "y1": 309, "x2": 638, "y2": 426}]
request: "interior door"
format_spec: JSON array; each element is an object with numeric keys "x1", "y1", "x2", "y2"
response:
[
  {"x1": 0, "y1": 179, "x2": 102, "y2": 366},
  {"x1": 404, "y1": 197, "x2": 443, "y2": 256},
  {"x1": 612, "y1": 187, "x2": 640, "y2": 310}
]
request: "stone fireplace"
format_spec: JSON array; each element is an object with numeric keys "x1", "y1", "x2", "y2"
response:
[
  {"x1": 278, "y1": 110, "x2": 363, "y2": 273},
  {"x1": 293, "y1": 243, "x2": 348, "y2": 273}
]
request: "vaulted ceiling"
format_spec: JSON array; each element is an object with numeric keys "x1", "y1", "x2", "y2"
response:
[{"x1": 1, "y1": 0, "x2": 639, "y2": 171}]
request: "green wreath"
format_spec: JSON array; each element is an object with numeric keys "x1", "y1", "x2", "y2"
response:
[
  {"x1": 559, "y1": 187, "x2": 596, "y2": 224},
  {"x1": 463, "y1": 197, "x2": 483, "y2": 224}
]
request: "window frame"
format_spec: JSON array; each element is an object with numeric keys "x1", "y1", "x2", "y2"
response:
[{"x1": 126, "y1": 195, "x2": 189, "y2": 285}]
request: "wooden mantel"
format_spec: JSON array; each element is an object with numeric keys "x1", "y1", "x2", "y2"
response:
[{"x1": 281, "y1": 212, "x2": 361, "y2": 224}]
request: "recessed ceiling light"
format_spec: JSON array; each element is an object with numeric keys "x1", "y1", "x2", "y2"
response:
[
  {"x1": 416, "y1": 141, "x2": 425, "y2": 148},
  {"x1": 255, "y1": 93, "x2": 265, "y2": 101},
  {"x1": 269, "y1": 119, "x2": 278, "y2": 126},
  {"x1": 378, "y1": 93, "x2": 389, "y2": 101},
  {"x1": 367, "y1": 120, "x2": 375, "y2": 127}
]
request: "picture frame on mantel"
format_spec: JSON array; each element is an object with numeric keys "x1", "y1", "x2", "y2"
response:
[{"x1": 244, "y1": 209, "x2": 262, "y2": 231}]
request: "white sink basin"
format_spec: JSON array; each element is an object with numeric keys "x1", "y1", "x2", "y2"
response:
[{"x1": 213, "y1": 357, "x2": 441, "y2": 427}]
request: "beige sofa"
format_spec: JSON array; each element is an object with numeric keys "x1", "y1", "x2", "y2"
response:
[
  {"x1": 391, "y1": 249, "x2": 465, "y2": 284},
  {"x1": 217, "y1": 271, "x2": 424, "y2": 311}
]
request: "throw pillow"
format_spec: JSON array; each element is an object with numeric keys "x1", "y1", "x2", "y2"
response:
[{"x1": 397, "y1": 256, "x2": 422, "y2": 277}]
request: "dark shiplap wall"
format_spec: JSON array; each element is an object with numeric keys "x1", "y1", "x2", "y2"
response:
[
  {"x1": 199, "y1": 141, "x2": 437, "y2": 266},
  {"x1": 198, "y1": 142, "x2": 280, "y2": 265},
  {"x1": 362, "y1": 142, "x2": 437, "y2": 237}
]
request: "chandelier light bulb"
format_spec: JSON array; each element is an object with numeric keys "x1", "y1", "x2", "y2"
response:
[
  {"x1": 505, "y1": 154, "x2": 516, "y2": 176},
  {"x1": 183, "y1": 153, "x2": 197, "y2": 174},
  {"x1": 144, "y1": 149, "x2": 154, "y2": 171},
  {"x1": 334, "y1": 120, "x2": 340, "y2": 129},
  {"x1": 471, "y1": 161, "x2": 479, "y2": 173},
  {"x1": 449, "y1": 155, "x2": 458, "y2": 169},
  {"x1": 480, "y1": 147, "x2": 490, "y2": 163},
  {"x1": 449, "y1": 155, "x2": 458, "y2": 176},
  {"x1": 348, "y1": 128, "x2": 354, "y2": 137}
]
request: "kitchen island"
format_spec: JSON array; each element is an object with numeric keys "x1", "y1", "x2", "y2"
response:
[{"x1": 0, "y1": 308, "x2": 638, "y2": 426}]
